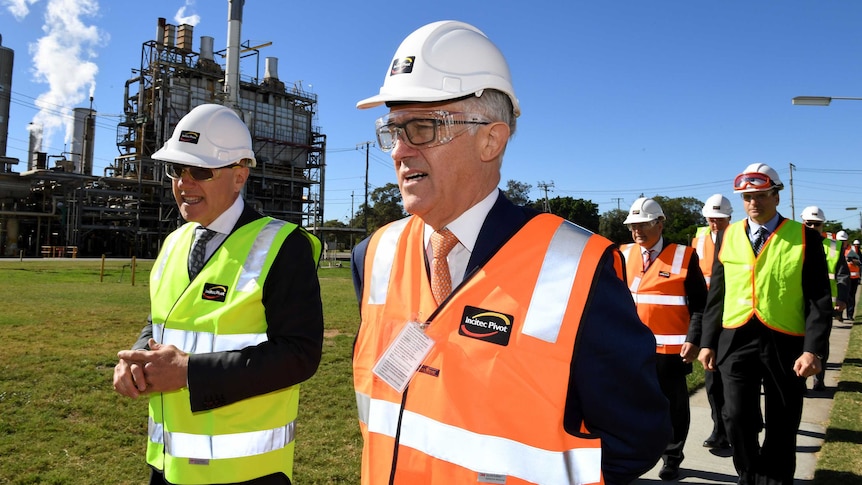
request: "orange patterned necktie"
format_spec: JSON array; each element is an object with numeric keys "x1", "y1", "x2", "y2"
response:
[{"x1": 430, "y1": 228, "x2": 460, "y2": 305}]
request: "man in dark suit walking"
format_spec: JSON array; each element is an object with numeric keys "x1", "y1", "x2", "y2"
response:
[
  {"x1": 698, "y1": 162, "x2": 832, "y2": 485},
  {"x1": 113, "y1": 104, "x2": 323, "y2": 485},
  {"x1": 350, "y1": 20, "x2": 670, "y2": 485}
]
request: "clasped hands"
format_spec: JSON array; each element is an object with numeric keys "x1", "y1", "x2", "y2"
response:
[{"x1": 113, "y1": 338, "x2": 189, "y2": 398}]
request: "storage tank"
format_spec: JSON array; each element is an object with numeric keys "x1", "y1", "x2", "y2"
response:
[{"x1": 0, "y1": 34, "x2": 13, "y2": 158}]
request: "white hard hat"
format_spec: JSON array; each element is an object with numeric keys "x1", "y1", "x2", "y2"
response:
[
  {"x1": 733, "y1": 162, "x2": 784, "y2": 193},
  {"x1": 153, "y1": 104, "x2": 256, "y2": 169},
  {"x1": 854, "y1": 239, "x2": 860, "y2": 245},
  {"x1": 624, "y1": 197, "x2": 665, "y2": 224},
  {"x1": 800, "y1": 205, "x2": 826, "y2": 223},
  {"x1": 356, "y1": 20, "x2": 520, "y2": 117},
  {"x1": 702, "y1": 194, "x2": 733, "y2": 218},
  {"x1": 837, "y1": 230, "x2": 849, "y2": 241}
]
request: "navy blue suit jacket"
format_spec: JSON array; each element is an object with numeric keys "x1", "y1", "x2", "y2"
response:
[{"x1": 352, "y1": 191, "x2": 670, "y2": 484}]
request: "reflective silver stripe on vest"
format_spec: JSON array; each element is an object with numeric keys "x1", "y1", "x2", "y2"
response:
[
  {"x1": 356, "y1": 391, "x2": 371, "y2": 425},
  {"x1": 705, "y1": 275, "x2": 711, "y2": 286},
  {"x1": 523, "y1": 221, "x2": 591, "y2": 343},
  {"x1": 237, "y1": 219, "x2": 286, "y2": 292},
  {"x1": 362, "y1": 396, "x2": 601, "y2": 485},
  {"x1": 670, "y1": 244, "x2": 685, "y2": 274},
  {"x1": 655, "y1": 334, "x2": 687, "y2": 345},
  {"x1": 620, "y1": 244, "x2": 632, "y2": 262},
  {"x1": 153, "y1": 325, "x2": 267, "y2": 353},
  {"x1": 695, "y1": 236, "x2": 706, "y2": 259},
  {"x1": 153, "y1": 230, "x2": 184, "y2": 281},
  {"x1": 631, "y1": 294, "x2": 687, "y2": 306},
  {"x1": 368, "y1": 218, "x2": 411, "y2": 305},
  {"x1": 149, "y1": 416, "x2": 295, "y2": 460}
]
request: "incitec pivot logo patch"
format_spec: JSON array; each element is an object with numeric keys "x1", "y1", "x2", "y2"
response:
[
  {"x1": 178, "y1": 130, "x2": 200, "y2": 144},
  {"x1": 458, "y1": 306, "x2": 514, "y2": 346},
  {"x1": 201, "y1": 283, "x2": 228, "y2": 302},
  {"x1": 390, "y1": 56, "x2": 415, "y2": 75}
]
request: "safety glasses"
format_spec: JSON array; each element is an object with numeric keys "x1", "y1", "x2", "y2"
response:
[
  {"x1": 165, "y1": 162, "x2": 241, "y2": 181},
  {"x1": 804, "y1": 221, "x2": 823, "y2": 229},
  {"x1": 374, "y1": 110, "x2": 491, "y2": 152},
  {"x1": 626, "y1": 220, "x2": 660, "y2": 231},
  {"x1": 733, "y1": 172, "x2": 774, "y2": 191}
]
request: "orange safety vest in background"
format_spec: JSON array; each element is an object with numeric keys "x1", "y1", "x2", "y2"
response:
[
  {"x1": 354, "y1": 214, "x2": 610, "y2": 485},
  {"x1": 846, "y1": 246, "x2": 860, "y2": 280},
  {"x1": 691, "y1": 226, "x2": 716, "y2": 288},
  {"x1": 621, "y1": 243, "x2": 692, "y2": 355}
]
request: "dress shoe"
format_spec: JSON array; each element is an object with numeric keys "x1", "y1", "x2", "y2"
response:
[
  {"x1": 658, "y1": 462, "x2": 680, "y2": 481},
  {"x1": 703, "y1": 434, "x2": 731, "y2": 449}
]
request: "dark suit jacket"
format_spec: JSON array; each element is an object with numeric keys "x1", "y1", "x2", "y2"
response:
[
  {"x1": 133, "y1": 203, "x2": 324, "y2": 411},
  {"x1": 700, "y1": 216, "x2": 832, "y2": 359},
  {"x1": 351, "y1": 191, "x2": 671, "y2": 485}
]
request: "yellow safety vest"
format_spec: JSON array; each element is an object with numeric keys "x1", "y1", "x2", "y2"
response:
[
  {"x1": 719, "y1": 219, "x2": 806, "y2": 335},
  {"x1": 148, "y1": 218, "x2": 320, "y2": 484},
  {"x1": 354, "y1": 214, "x2": 609, "y2": 485},
  {"x1": 822, "y1": 238, "x2": 840, "y2": 303}
]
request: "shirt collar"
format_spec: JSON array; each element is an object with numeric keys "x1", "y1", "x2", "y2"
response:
[
  {"x1": 423, "y1": 189, "x2": 499, "y2": 252},
  {"x1": 200, "y1": 197, "x2": 244, "y2": 235},
  {"x1": 644, "y1": 237, "x2": 664, "y2": 255},
  {"x1": 748, "y1": 213, "x2": 780, "y2": 235}
]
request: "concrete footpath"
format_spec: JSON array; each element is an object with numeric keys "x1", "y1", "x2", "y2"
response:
[{"x1": 634, "y1": 317, "x2": 852, "y2": 484}]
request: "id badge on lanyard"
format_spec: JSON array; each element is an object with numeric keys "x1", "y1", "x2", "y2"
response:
[{"x1": 372, "y1": 321, "x2": 436, "y2": 393}]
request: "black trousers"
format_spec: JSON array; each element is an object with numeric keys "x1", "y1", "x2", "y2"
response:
[
  {"x1": 149, "y1": 468, "x2": 291, "y2": 485},
  {"x1": 847, "y1": 278, "x2": 859, "y2": 319},
  {"x1": 656, "y1": 353, "x2": 691, "y2": 464},
  {"x1": 704, "y1": 368, "x2": 727, "y2": 440},
  {"x1": 719, "y1": 322, "x2": 805, "y2": 485}
]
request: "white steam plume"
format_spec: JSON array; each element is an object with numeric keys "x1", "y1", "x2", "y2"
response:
[
  {"x1": 175, "y1": 0, "x2": 200, "y2": 26},
  {"x1": 2, "y1": 0, "x2": 39, "y2": 20},
  {"x1": 28, "y1": 0, "x2": 103, "y2": 154}
]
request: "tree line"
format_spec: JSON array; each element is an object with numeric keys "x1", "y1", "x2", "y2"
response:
[{"x1": 320, "y1": 180, "x2": 859, "y2": 249}]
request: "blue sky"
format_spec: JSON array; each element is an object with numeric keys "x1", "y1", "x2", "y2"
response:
[{"x1": 3, "y1": 1, "x2": 862, "y2": 228}]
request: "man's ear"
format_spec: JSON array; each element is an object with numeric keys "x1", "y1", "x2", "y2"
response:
[
  {"x1": 479, "y1": 122, "x2": 510, "y2": 162},
  {"x1": 234, "y1": 166, "x2": 250, "y2": 193}
]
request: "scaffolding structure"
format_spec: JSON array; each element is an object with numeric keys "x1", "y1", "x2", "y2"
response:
[{"x1": 0, "y1": 18, "x2": 325, "y2": 259}]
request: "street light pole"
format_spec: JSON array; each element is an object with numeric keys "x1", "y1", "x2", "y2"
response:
[
  {"x1": 849, "y1": 207, "x2": 862, "y2": 232},
  {"x1": 792, "y1": 96, "x2": 862, "y2": 106}
]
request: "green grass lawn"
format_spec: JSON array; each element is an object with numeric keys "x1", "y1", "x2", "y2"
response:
[{"x1": 0, "y1": 259, "x2": 859, "y2": 484}]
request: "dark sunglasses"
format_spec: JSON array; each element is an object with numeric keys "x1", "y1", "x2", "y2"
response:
[{"x1": 165, "y1": 162, "x2": 241, "y2": 181}]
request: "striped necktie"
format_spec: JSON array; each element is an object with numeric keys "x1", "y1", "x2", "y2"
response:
[
  {"x1": 189, "y1": 226, "x2": 217, "y2": 279},
  {"x1": 752, "y1": 227, "x2": 768, "y2": 256}
]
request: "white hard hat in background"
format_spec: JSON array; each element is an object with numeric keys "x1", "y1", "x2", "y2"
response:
[
  {"x1": 854, "y1": 240, "x2": 861, "y2": 245},
  {"x1": 733, "y1": 162, "x2": 784, "y2": 193},
  {"x1": 702, "y1": 194, "x2": 733, "y2": 218},
  {"x1": 837, "y1": 230, "x2": 849, "y2": 241},
  {"x1": 152, "y1": 104, "x2": 256, "y2": 169},
  {"x1": 800, "y1": 206, "x2": 826, "y2": 223},
  {"x1": 356, "y1": 20, "x2": 520, "y2": 116},
  {"x1": 624, "y1": 197, "x2": 665, "y2": 225}
]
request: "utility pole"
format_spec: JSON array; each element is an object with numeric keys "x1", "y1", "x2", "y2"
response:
[
  {"x1": 357, "y1": 142, "x2": 374, "y2": 236},
  {"x1": 537, "y1": 180, "x2": 555, "y2": 213},
  {"x1": 611, "y1": 197, "x2": 624, "y2": 211},
  {"x1": 788, "y1": 162, "x2": 796, "y2": 220}
]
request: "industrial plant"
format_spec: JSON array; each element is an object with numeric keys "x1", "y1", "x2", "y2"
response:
[{"x1": 0, "y1": 2, "x2": 325, "y2": 259}]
